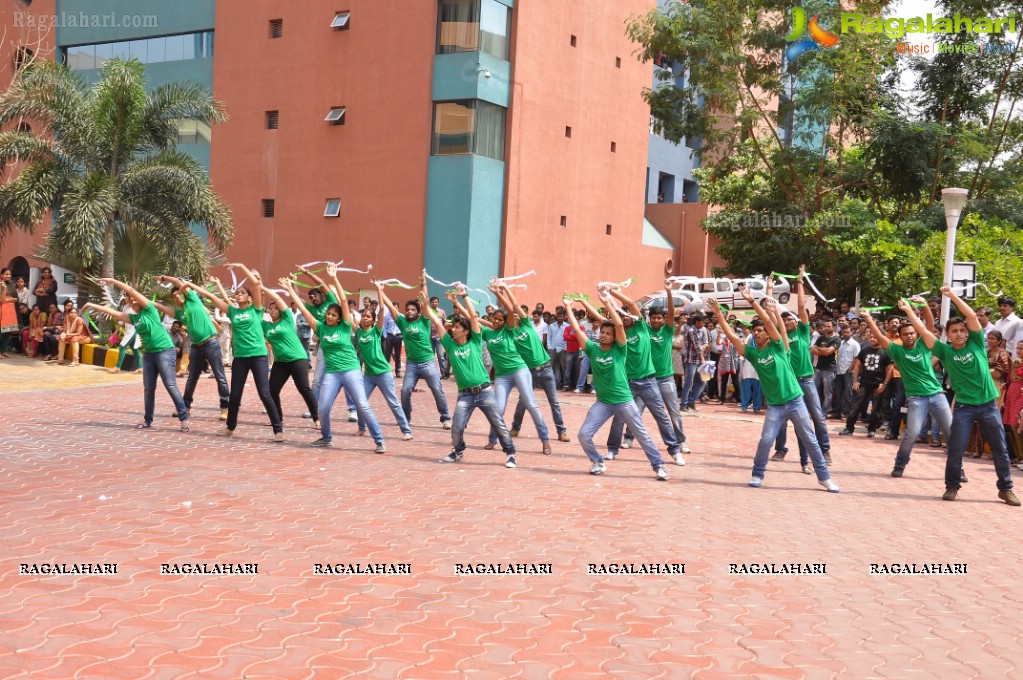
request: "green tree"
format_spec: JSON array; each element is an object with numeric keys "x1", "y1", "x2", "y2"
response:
[{"x1": 0, "y1": 58, "x2": 231, "y2": 287}]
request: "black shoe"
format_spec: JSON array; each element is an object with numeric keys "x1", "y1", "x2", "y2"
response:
[
  {"x1": 942, "y1": 487, "x2": 958, "y2": 501},
  {"x1": 960, "y1": 471, "x2": 968, "y2": 483},
  {"x1": 884, "y1": 433, "x2": 898, "y2": 440},
  {"x1": 839, "y1": 428, "x2": 854, "y2": 436},
  {"x1": 891, "y1": 466, "x2": 905, "y2": 478},
  {"x1": 771, "y1": 450, "x2": 786, "y2": 461},
  {"x1": 867, "y1": 430, "x2": 876, "y2": 438}
]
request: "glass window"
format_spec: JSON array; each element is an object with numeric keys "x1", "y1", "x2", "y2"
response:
[
  {"x1": 146, "y1": 37, "x2": 165, "y2": 63},
  {"x1": 164, "y1": 34, "x2": 187, "y2": 62},
  {"x1": 128, "y1": 39, "x2": 147, "y2": 62},
  {"x1": 480, "y1": 0, "x2": 510, "y2": 60},
  {"x1": 93, "y1": 42, "x2": 113, "y2": 67},
  {"x1": 431, "y1": 100, "x2": 505, "y2": 161},
  {"x1": 324, "y1": 199, "x2": 342, "y2": 217},
  {"x1": 110, "y1": 41, "x2": 130, "y2": 60},
  {"x1": 438, "y1": 0, "x2": 479, "y2": 54},
  {"x1": 175, "y1": 119, "x2": 211, "y2": 145}
]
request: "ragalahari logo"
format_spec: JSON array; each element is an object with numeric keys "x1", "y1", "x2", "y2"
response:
[{"x1": 785, "y1": 7, "x2": 839, "y2": 61}]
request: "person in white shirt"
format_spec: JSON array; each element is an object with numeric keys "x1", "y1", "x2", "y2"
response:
[
  {"x1": 993, "y1": 296, "x2": 1023, "y2": 351},
  {"x1": 977, "y1": 307, "x2": 995, "y2": 339},
  {"x1": 832, "y1": 326, "x2": 861, "y2": 419}
]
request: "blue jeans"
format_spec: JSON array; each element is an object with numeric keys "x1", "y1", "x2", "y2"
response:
[
  {"x1": 752, "y1": 396, "x2": 831, "y2": 482},
  {"x1": 576, "y1": 355, "x2": 591, "y2": 391},
  {"x1": 607, "y1": 376, "x2": 680, "y2": 454},
  {"x1": 579, "y1": 400, "x2": 664, "y2": 469},
  {"x1": 359, "y1": 371, "x2": 412, "y2": 436},
  {"x1": 512, "y1": 363, "x2": 566, "y2": 435},
  {"x1": 740, "y1": 378, "x2": 763, "y2": 411},
  {"x1": 452, "y1": 387, "x2": 514, "y2": 455},
  {"x1": 313, "y1": 345, "x2": 354, "y2": 412},
  {"x1": 142, "y1": 348, "x2": 188, "y2": 425},
  {"x1": 946, "y1": 401, "x2": 1012, "y2": 490},
  {"x1": 776, "y1": 376, "x2": 832, "y2": 465},
  {"x1": 401, "y1": 360, "x2": 451, "y2": 424},
  {"x1": 182, "y1": 338, "x2": 230, "y2": 410},
  {"x1": 814, "y1": 368, "x2": 836, "y2": 416},
  {"x1": 680, "y1": 361, "x2": 705, "y2": 407},
  {"x1": 432, "y1": 337, "x2": 449, "y2": 377},
  {"x1": 489, "y1": 367, "x2": 549, "y2": 444},
  {"x1": 895, "y1": 393, "x2": 952, "y2": 469},
  {"x1": 319, "y1": 370, "x2": 382, "y2": 443}
]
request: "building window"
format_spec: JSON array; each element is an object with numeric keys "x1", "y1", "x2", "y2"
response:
[
  {"x1": 570, "y1": 35, "x2": 577, "y2": 47},
  {"x1": 605, "y1": 224, "x2": 612, "y2": 235},
  {"x1": 325, "y1": 107, "x2": 346, "y2": 125},
  {"x1": 616, "y1": 56, "x2": 621, "y2": 68},
  {"x1": 175, "y1": 119, "x2": 212, "y2": 144},
  {"x1": 610, "y1": 141, "x2": 616, "y2": 152},
  {"x1": 565, "y1": 126, "x2": 572, "y2": 138},
  {"x1": 262, "y1": 199, "x2": 275, "y2": 218},
  {"x1": 15, "y1": 46, "x2": 34, "y2": 70},
  {"x1": 324, "y1": 199, "x2": 341, "y2": 217},
  {"x1": 266, "y1": 111, "x2": 279, "y2": 129},
  {"x1": 480, "y1": 0, "x2": 510, "y2": 59},
  {"x1": 431, "y1": 100, "x2": 506, "y2": 161},
  {"x1": 270, "y1": 19, "x2": 283, "y2": 39},
  {"x1": 560, "y1": 216, "x2": 567, "y2": 227},
  {"x1": 64, "y1": 31, "x2": 215, "y2": 71},
  {"x1": 331, "y1": 12, "x2": 351, "y2": 30}
]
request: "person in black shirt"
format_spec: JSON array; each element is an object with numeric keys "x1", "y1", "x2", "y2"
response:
[
  {"x1": 839, "y1": 335, "x2": 892, "y2": 437},
  {"x1": 812, "y1": 319, "x2": 840, "y2": 417}
]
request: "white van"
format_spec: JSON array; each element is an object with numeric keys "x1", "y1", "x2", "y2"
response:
[
  {"x1": 731, "y1": 276, "x2": 792, "y2": 307},
  {"x1": 672, "y1": 277, "x2": 735, "y2": 308}
]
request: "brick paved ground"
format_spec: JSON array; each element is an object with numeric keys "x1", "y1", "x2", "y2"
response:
[{"x1": 1, "y1": 354, "x2": 1019, "y2": 678}]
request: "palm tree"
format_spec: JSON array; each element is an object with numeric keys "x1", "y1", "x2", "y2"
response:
[{"x1": 0, "y1": 57, "x2": 232, "y2": 287}]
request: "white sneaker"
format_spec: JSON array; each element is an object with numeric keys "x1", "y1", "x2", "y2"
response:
[
  {"x1": 374, "y1": 442, "x2": 387, "y2": 454},
  {"x1": 402, "y1": 433, "x2": 413, "y2": 441},
  {"x1": 347, "y1": 411, "x2": 358, "y2": 423},
  {"x1": 655, "y1": 466, "x2": 669, "y2": 481},
  {"x1": 680, "y1": 443, "x2": 692, "y2": 454},
  {"x1": 589, "y1": 461, "x2": 606, "y2": 475},
  {"x1": 748, "y1": 477, "x2": 763, "y2": 488},
  {"x1": 621, "y1": 439, "x2": 633, "y2": 449},
  {"x1": 505, "y1": 455, "x2": 517, "y2": 469},
  {"x1": 442, "y1": 420, "x2": 452, "y2": 430},
  {"x1": 603, "y1": 450, "x2": 617, "y2": 461},
  {"x1": 673, "y1": 452, "x2": 686, "y2": 466},
  {"x1": 819, "y1": 478, "x2": 840, "y2": 493}
]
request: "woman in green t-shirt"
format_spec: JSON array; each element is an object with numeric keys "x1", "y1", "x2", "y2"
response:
[
  {"x1": 425, "y1": 285, "x2": 517, "y2": 467},
  {"x1": 191, "y1": 264, "x2": 284, "y2": 441},
  {"x1": 354, "y1": 282, "x2": 413, "y2": 440},
  {"x1": 284, "y1": 265, "x2": 385, "y2": 452},
  {"x1": 260, "y1": 286, "x2": 319, "y2": 429},
  {"x1": 82, "y1": 277, "x2": 189, "y2": 432}
]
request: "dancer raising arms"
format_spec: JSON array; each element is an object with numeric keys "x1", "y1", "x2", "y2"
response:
[
  {"x1": 82, "y1": 278, "x2": 190, "y2": 432},
  {"x1": 899, "y1": 290, "x2": 1018, "y2": 506},
  {"x1": 450, "y1": 281, "x2": 551, "y2": 455},
  {"x1": 153, "y1": 275, "x2": 231, "y2": 420},
  {"x1": 355, "y1": 282, "x2": 413, "y2": 441},
  {"x1": 260, "y1": 285, "x2": 320, "y2": 430},
  {"x1": 284, "y1": 264, "x2": 386, "y2": 452},
  {"x1": 708, "y1": 291, "x2": 839, "y2": 492},
  {"x1": 377, "y1": 275, "x2": 452, "y2": 430},
  {"x1": 564, "y1": 290, "x2": 670, "y2": 481},
  {"x1": 425, "y1": 283, "x2": 516, "y2": 467},
  {"x1": 190, "y1": 265, "x2": 285, "y2": 441}
]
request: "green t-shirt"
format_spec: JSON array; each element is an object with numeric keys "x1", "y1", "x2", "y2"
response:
[
  {"x1": 884, "y1": 340, "x2": 942, "y2": 396},
  {"x1": 744, "y1": 340, "x2": 802, "y2": 406},
  {"x1": 128, "y1": 303, "x2": 174, "y2": 353},
  {"x1": 482, "y1": 325, "x2": 527, "y2": 377},
  {"x1": 262, "y1": 308, "x2": 307, "y2": 363},
  {"x1": 624, "y1": 320, "x2": 655, "y2": 380},
  {"x1": 356, "y1": 325, "x2": 391, "y2": 376},
  {"x1": 305, "y1": 290, "x2": 339, "y2": 325},
  {"x1": 584, "y1": 339, "x2": 633, "y2": 405},
  {"x1": 442, "y1": 333, "x2": 490, "y2": 391},
  {"x1": 396, "y1": 313, "x2": 434, "y2": 363},
  {"x1": 787, "y1": 321, "x2": 814, "y2": 379},
  {"x1": 174, "y1": 290, "x2": 217, "y2": 344},
  {"x1": 648, "y1": 323, "x2": 675, "y2": 378},
  {"x1": 929, "y1": 330, "x2": 998, "y2": 405},
  {"x1": 228, "y1": 305, "x2": 267, "y2": 358},
  {"x1": 508, "y1": 322, "x2": 550, "y2": 369},
  {"x1": 317, "y1": 320, "x2": 359, "y2": 373}
]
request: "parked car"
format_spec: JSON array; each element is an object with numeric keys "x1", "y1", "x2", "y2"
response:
[
  {"x1": 670, "y1": 277, "x2": 736, "y2": 308},
  {"x1": 636, "y1": 289, "x2": 705, "y2": 316},
  {"x1": 732, "y1": 276, "x2": 791, "y2": 306}
]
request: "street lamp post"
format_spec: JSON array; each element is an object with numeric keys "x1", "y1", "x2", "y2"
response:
[{"x1": 939, "y1": 188, "x2": 969, "y2": 327}]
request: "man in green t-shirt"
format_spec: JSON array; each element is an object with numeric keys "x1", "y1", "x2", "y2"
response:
[
  {"x1": 861, "y1": 300, "x2": 954, "y2": 479},
  {"x1": 708, "y1": 293, "x2": 839, "y2": 492},
  {"x1": 423, "y1": 285, "x2": 516, "y2": 467},
  {"x1": 378, "y1": 273, "x2": 451, "y2": 430},
  {"x1": 154, "y1": 275, "x2": 230, "y2": 420},
  {"x1": 900, "y1": 290, "x2": 1018, "y2": 506},
  {"x1": 564, "y1": 291, "x2": 670, "y2": 481}
]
